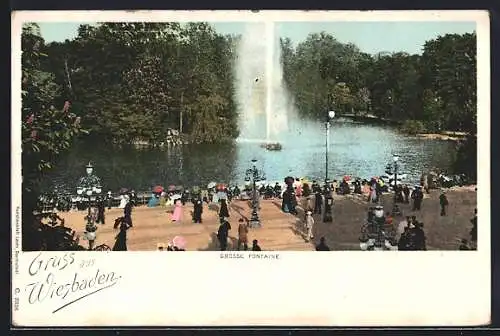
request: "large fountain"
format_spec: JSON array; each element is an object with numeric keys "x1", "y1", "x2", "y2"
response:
[{"x1": 234, "y1": 21, "x2": 294, "y2": 150}]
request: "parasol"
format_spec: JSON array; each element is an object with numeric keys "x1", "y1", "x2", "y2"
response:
[
  {"x1": 172, "y1": 236, "x2": 186, "y2": 250},
  {"x1": 168, "y1": 185, "x2": 176, "y2": 192},
  {"x1": 171, "y1": 194, "x2": 182, "y2": 201},
  {"x1": 207, "y1": 182, "x2": 217, "y2": 189},
  {"x1": 153, "y1": 185, "x2": 164, "y2": 193},
  {"x1": 343, "y1": 175, "x2": 351, "y2": 181}
]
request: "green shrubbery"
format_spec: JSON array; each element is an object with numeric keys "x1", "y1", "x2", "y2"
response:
[{"x1": 400, "y1": 120, "x2": 426, "y2": 135}]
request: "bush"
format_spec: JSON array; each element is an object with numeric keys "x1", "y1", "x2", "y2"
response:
[
  {"x1": 400, "y1": 120, "x2": 426, "y2": 135},
  {"x1": 453, "y1": 135, "x2": 477, "y2": 182}
]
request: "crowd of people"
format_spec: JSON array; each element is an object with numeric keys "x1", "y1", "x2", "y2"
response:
[{"x1": 39, "y1": 170, "x2": 476, "y2": 252}]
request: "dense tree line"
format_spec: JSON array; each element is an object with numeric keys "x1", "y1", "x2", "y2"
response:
[
  {"x1": 39, "y1": 22, "x2": 239, "y2": 145},
  {"x1": 279, "y1": 31, "x2": 476, "y2": 179},
  {"x1": 31, "y1": 23, "x2": 477, "y2": 143},
  {"x1": 280, "y1": 31, "x2": 476, "y2": 135}
]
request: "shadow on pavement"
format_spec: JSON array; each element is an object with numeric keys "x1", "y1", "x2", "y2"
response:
[{"x1": 197, "y1": 231, "x2": 239, "y2": 251}]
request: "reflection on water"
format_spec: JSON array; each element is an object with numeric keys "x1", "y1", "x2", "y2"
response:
[{"x1": 40, "y1": 120, "x2": 457, "y2": 193}]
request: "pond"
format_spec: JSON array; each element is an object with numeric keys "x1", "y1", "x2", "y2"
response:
[{"x1": 40, "y1": 118, "x2": 458, "y2": 193}]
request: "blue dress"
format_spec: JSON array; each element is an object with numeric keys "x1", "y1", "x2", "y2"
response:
[{"x1": 148, "y1": 194, "x2": 159, "y2": 207}]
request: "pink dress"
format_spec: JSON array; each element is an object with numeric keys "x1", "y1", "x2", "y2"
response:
[
  {"x1": 296, "y1": 185, "x2": 303, "y2": 197},
  {"x1": 171, "y1": 200, "x2": 182, "y2": 222}
]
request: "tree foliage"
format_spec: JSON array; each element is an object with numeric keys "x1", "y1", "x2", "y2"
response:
[
  {"x1": 41, "y1": 22, "x2": 239, "y2": 145},
  {"x1": 280, "y1": 31, "x2": 477, "y2": 136},
  {"x1": 22, "y1": 23, "x2": 87, "y2": 250}
]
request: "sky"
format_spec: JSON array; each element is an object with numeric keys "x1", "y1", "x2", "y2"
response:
[{"x1": 37, "y1": 21, "x2": 476, "y2": 55}]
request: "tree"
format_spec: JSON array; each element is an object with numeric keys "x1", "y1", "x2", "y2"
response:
[
  {"x1": 41, "y1": 22, "x2": 239, "y2": 144},
  {"x1": 354, "y1": 87, "x2": 371, "y2": 114},
  {"x1": 421, "y1": 33, "x2": 477, "y2": 132},
  {"x1": 22, "y1": 23, "x2": 87, "y2": 250},
  {"x1": 331, "y1": 82, "x2": 353, "y2": 113}
]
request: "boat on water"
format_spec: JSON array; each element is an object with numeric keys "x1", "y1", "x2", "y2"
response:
[{"x1": 260, "y1": 142, "x2": 283, "y2": 151}]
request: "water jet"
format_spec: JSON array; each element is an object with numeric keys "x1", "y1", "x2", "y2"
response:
[{"x1": 234, "y1": 21, "x2": 295, "y2": 150}]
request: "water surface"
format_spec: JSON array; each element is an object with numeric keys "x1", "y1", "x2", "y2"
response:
[{"x1": 40, "y1": 119, "x2": 457, "y2": 193}]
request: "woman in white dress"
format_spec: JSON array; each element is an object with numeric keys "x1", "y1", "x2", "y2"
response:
[
  {"x1": 118, "y1": 194, "x2": 127, "y2": 208},
  {"x1": 305, "y1": 210, "x2": 315, "y2": 242}
]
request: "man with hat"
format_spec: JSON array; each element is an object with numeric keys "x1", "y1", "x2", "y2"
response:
[
  {"x1": 411, "y1": 185, "x2": 423, "y2": 211},
  {"x1": 313, "y1": 188, "x2": 323, "y2": 215},
  {"x1": 439, "y1": 189, "x2": 449, "y2": 216},
  {"x1": 273, "y1": 182, "x2": 282, "y2": 198},
  {"x1": 402, "y1": 184, "x2": 410, "y2": 204},
  {"x1": 311, "y1": 180, "x2": 321, "y2": 194},
  {"x1": 237, "y1": 218, "x2": 249, "y2": 250},
  {"x1": 217, "y1": 218, "x2": 231, "y2": 251},
  {"x1": 192, "y1": 196, "x2": 203, "y2": 223},
  {"x1": 106, "y1": 190, "x2": 113, "y2": 209}
]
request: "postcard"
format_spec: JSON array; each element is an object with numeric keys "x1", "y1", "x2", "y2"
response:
[{"x1": 11, "y1": 10, "x2": 490, "y2": 326}]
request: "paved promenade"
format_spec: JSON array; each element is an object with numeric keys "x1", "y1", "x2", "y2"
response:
[
  {"x1": 59, "y1": 199, "x2": 315, "y2": 251},
  {"x1": 58, "y1": 186, "x2": 477, "y2": 251}
]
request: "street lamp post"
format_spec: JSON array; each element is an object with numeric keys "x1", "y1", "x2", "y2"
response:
[
  {"x1": 359, "y1": 206, "x2": 398, "y2": 251},
  {"x1": 76, "y1": 162, "x2": 102, "y2": 249},
  {"x1": 323, "y1": 110, "x2": 335, "y2": 223},
  {"x1": 391, "y1": 154, "x2": 401, "y2": 216},
  {"x1": 246, "y1": 159, "x2": 265, "y2": 228}
]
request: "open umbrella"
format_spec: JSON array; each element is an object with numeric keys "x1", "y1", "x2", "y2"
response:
[
  {"x1": 153, "y1": 185, "x2": 164, "y2": 193},
  {"x1": 344, "y1": 175, "x2": 351, "y2": 182},
  {"x1": 207, "y1": 182, "x2": 217, "y2": 189},
  {"x1": 168, "y1": 185, "x2": 176, "y2": 192},
  {"x1": 172, "y1": 236, "x2": 186, "y2": 250},
  {"x1": 171, "y1": 194, "x2": 182, "y2": 201}
]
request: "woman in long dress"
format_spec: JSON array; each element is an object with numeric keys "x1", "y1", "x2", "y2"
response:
[
  {"x1": 118, "y1": 195, "x2": 127, "y2": 208},
  {"x1": 305, "y1": 210, "x2": 315, "y2": 242},
  {"x1": 112, "y1": 221, "x2": 130, "y2": 251},
  {"x1": 148, "y1": 193, "x2": 159, "y2": 207},
  {"x1": 219, "y1": 199, "x2": 230, "y2": 220},
  {"x1": 171, "y1": 199, "x2": 182, "y2": 222},
  {"x1": 159, "y1": 191, "x2": 166, "y2": 207}
]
